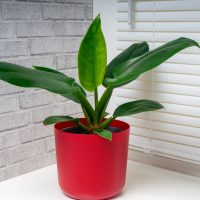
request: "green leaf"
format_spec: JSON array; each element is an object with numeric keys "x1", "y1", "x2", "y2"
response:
[
  {"x1": 0, "y1": 62, "x2": 82, "y2": 103},
  {"x1": 93, "y1": 129, "x2": 112, "y2": 141},
  {"x1": 113, "y1": 100, "x2": 164, "y2": 118},
  {"x1": 33, "y1": 65, "x2": 87, "y2": 102},
  {"x1": 33, "y1": 66, "x2": 66, "y2": 76},
  {"x1": 103, "y1": 41, "x2": 149, "y2": 85},
  {"x1": 78, "y1": 14, "x2": 107, "y2": 92},
  {"x1": 104, "y1": 37, "x2": 200, "y2": 87},
  {"x1": 43, "y1": 116, "x2": 79, "y2": 126}
]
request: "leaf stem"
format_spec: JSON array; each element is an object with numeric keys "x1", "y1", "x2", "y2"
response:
[
  {"x1": 75, "y1": 90, "x2": 95, "y2": 124},
  {"x1": 77, "y1": 122, "x2": 90, "y2": 133},
  {"x1": 94, "y1": 86, "x2": 113, "y2": 124},
  {"x1": 94, "y1": 87, "x2": 98, "y2": 108},
  {"x1": 81, "y1": 105, "x2": 91, "y2": 125},
  {"x1": 99, "y1": 117, "x2": 114, "y2": 129}
]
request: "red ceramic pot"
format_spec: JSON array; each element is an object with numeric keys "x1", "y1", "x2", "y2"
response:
[{"x1": 54, "y1": 118, "x2": 130, "y2": 200}]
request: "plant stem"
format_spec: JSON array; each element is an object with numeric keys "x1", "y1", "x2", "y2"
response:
[
  {"x1": 81, "y1": 105, "x2": 91, "y2": 125},
  {"x1": 94, "y1": 86, "x2": 113, "y2": 124},
  {"x1": 75, "y1": 90, "x2": 95, "y2": 124},
  {"x1": 77, "y1": 122, "x2": 90, "y2": 133},
  {"x1": 99, "y1": 117, "x2": 114, "y2": 129},
  {"x1": 94, "y1": 87, "x2": 98, "y2": 108}
]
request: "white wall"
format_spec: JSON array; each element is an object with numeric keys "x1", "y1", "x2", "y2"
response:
[{"x1": 0, "y1": 0, "x2": 93, "y2": 182}]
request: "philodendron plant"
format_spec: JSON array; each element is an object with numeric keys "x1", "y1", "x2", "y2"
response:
[{"x1": 0, "y1": 15, "x2": 199, "y2": 141}]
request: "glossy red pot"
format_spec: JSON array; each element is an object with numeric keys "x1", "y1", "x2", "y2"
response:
[{"x1": 54, "y1": 118, "x2": 130, "y2": 200}]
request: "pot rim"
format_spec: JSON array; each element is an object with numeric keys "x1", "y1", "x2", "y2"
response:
[{"x1": 54, "y1": 118, "x2": 130, "y2": 137}]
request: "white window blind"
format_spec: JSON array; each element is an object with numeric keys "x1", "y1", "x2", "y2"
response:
[{"x1": 116, "y1": 0, "x2": 200, "y2": 165}]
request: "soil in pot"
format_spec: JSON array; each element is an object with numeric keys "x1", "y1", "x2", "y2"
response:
[{"x1": 62, "y1": 126, "x2": 122, "y2": 134}]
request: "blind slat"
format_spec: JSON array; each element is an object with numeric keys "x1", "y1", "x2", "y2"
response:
[
  {"x1": 117, "y1": 22, "x2": 154, "y2": 32},
  {"x1": 126, "y1": 116, "x2": 200, "y2": 138},
  {"x1": 124, "y1": 81, "x2": 200, "y2": 97},
  {"x1": 118, "y1": 11, "x2": 200, "y2": 22},
  {"x1": 155, "y1": 0, "x2": 200, "y2": 11},
  {"x1": 116, "y1": 0, "x2": 200, "y2": 165},
  {"x1": 117, "y1": 12, "x2": 154, "y2": 22},
  {"x1": 129, "y1": 134, "x2": 200, "y2": 162},
  {"x1": 117, "y1": 89, "x2": 200, "y2": 107},
  {"x1": 156, "y1": 63, "x2": 200, "y2": 74},
  {"x1": 117, "y1": 1, "x2": 154, "y2": 12},
  {"x1": 131, "y1": 126, "x2": 200, "y2": 149}
]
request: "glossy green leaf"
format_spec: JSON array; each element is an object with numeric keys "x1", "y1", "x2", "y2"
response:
[
  {"x1": 103, "y1": 41, "x2": 149, "y2": 85},
  {"x1": 33, "y1": 68, "x2": 92, "y2": 119},
  {"x1": 93, "y1": 129, "x2": 112, "y2": 141},
  {"x1": 104, "y1": 37, "x2": 200, "y2": 87},
  {"x1": 33, "y1": 66, "x2": 66, "y2": 76},
  {"x1": 78, "y1": 15, "x2": 107, "y2": 92},
  {"x1": 43, "y1": 116, "x2": 79, "y2": 126},
  {"x1": 33, "y1": 65, "x2": 86, "y2": 102},
  {"x1": 113, "y1": 100, "x2": 164, "y2": 118},
  {"x1": 0, "y1": 62, "x2": 82, "y2": 103}
]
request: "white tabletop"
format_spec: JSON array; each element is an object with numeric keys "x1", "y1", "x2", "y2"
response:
[{"x1": 0, "y1": 160, "x2": 200, "y2": 200}]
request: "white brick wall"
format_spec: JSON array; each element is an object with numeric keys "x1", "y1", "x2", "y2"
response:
[
  {"x1": 16, "y1": 21, "x2": 53, "y2": 37},
  {"x1": 43, "y1": 4, "x2": 85, "y2": 20},
  {"x1": 53, "y1": 21, "x2": 90, "y2": 36},
  {"x1": 56, "y1": 53, "x2": 77, "y2": 69},
  {"x1": 0, "y1": 0, "x2": 93, "y2": 182},
  {"x1": 0, "y1": 22, "x2": 14, "y2": 39},
  {"x1": 2, "y1": 40, "x2": 29, "y2": 57},
  {"x1": 19, "y1": 90, "x2": 55, "y2": 109},
  {"x1": 2, "y1": 2, "x2": 42, "y2": 20}
]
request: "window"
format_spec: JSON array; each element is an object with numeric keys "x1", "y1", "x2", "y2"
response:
[
  {"x1": 93, "y1": 0, "x2": 200, "y2": 174},
  {"x1": 94, "y1": 0, "x2": 200, "y2": 173}
]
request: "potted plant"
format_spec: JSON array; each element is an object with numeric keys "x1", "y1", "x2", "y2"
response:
[{"x1": 0, "y1": 15, "x2": 199, "y2": 199}]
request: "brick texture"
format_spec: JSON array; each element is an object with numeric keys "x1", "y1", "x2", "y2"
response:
[
  {"x1": 0, "y1": 96, "x2": 19, "y2": 114},
  {"x1": 32, "y1": 105, "x2": 56, "y2": 123},
  {"x1": 0, "y1": 22, "x2": 14, "y2": 39},
  {"x1": 21, "y1": 152, "x2": 56, "y2": 174},
  {"x1": 30, "y1": 38, "x2": 64, "y2": 54},
  {"x1": 53, "y1": 21, "x2": 89, "y2": 36},
  {"x1": 0, "y1": 0, "x2": 93, "y2": 182},
  {"x1": 6, "y1": 140, "x2": 45, "y2": 165},
  {"x1": 0, "y1": 130, "x2": 20, "y2": 150},
  {"x1": 0, "y1": 112, "x2": 30, "y2": 132},
  {"x1": 2, "y1": 2, "x2": 41, "y2": 20},
  {"x1": 18, "y1": 55, "x2": 54, "y2": 68},
  {"x1": 86, "y1": 5, "x2": 93, "y2": 20},
  {"x1": 16, "y1": 21, "x2": 53, "y2": 38},
  {"x1": 2, "y1": 40, "x2": 29, "y2": 57},
  {"x1": 43, "y1": 4, "x2": 85, "y2": 20},
  {"x1": 30, "y1": 37, "x2": 81, "y2": 55},
  {"x1": 0, "y1": 151, "x2": 6, "y2": 168},
  {"x1": 56, "y1": 53, "x2": 77, "y2": 69},
  {"x1": 45, "y1": 136, "x2": 55, "y2": 152},
  {"x1": 19, "y1": 91, "x2": 55, "y2": 109},
  {"x1": 20, "y1": 124, "x2": 53, "y2": 143}
]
